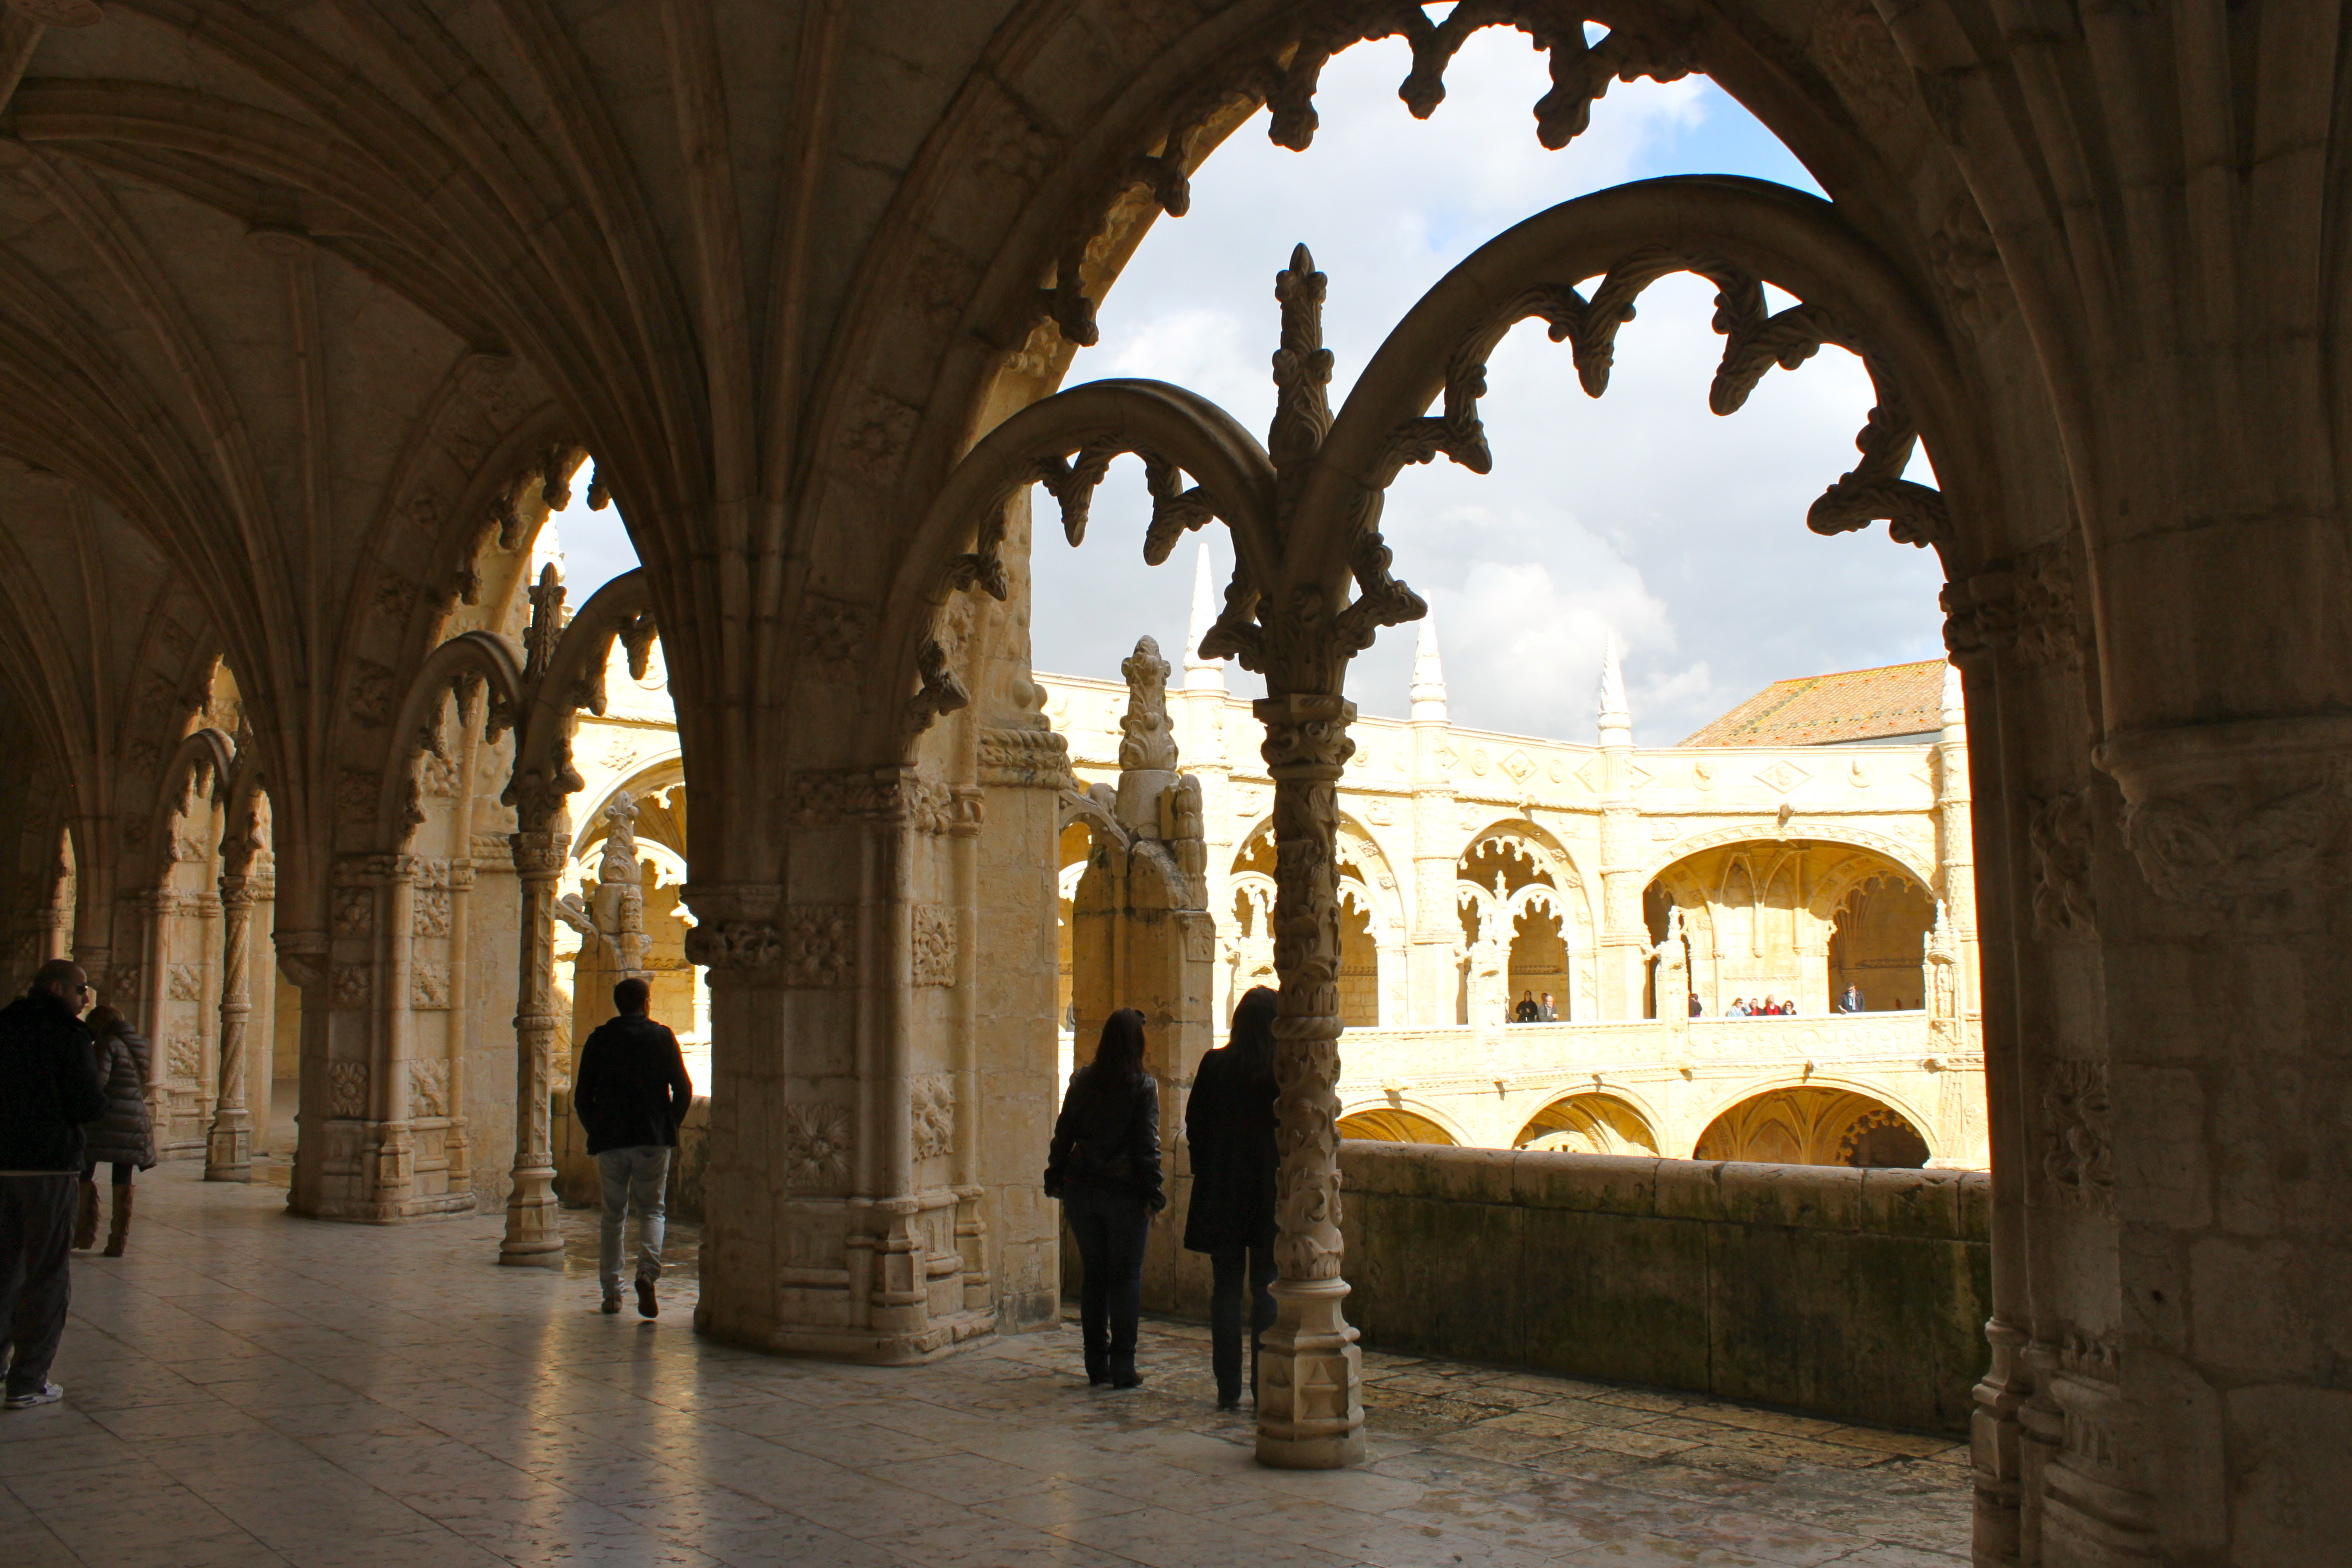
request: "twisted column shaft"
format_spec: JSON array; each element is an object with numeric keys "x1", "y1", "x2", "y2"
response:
[
  {"x1": 1253, "y1": 692, "x2": 1365, "y2": 1469},
  {"x1": 501, "y1": 828, "x2": 569, "y2": 1266}
]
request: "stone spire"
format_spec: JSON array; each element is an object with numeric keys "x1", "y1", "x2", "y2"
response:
[
  {"x1": 1597, "y1": 629, "x2": 1631, "y2": 747},
  {"x1": 1184, "y1": 540, "x2": 1225, "y2": 692},
  {"x1": 1410, "y1": 616, "x2": 1448, "y2": 723},
  {"x1": 1940, "y1": 660, "x2": 1966, "y2": 737}
]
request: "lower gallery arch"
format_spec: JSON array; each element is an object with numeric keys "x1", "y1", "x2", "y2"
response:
[
  {"x1": 1514, "y1": 1093, "x2": 1659, "y2": 1155},
  {"x1": 1693, "y1": 1085, "x2": 1931, "y2": 1168},
  {"x1": 1337, "y1": 1105, "x2": 1459, "y2": 1145}
]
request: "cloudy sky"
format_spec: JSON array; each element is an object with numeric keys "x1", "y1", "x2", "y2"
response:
[
  {"x1": 1029, "y1": 29, "x2": 1947, "y2": 746},
  {"x1": 551, "y1": 28, "x2": 1948, "y2": 747}
]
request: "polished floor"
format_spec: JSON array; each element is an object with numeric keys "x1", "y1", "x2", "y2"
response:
[{"x1": 1, "y1": 1166, "x2": 1970, "y2": 1567}]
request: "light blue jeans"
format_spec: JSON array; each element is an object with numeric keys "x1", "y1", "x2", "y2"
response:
[{"x1": 596, "y1": 1146, "x2": 671, "y2": 1292}]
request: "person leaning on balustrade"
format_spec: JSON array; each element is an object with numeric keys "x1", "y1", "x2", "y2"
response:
[
  {"x1": 1183, "y1": 986, "x2": 1280, "y2": 1412},
  {"x1": 1044, "y1": 1008, "x2": 1163, "y2": 1391}
]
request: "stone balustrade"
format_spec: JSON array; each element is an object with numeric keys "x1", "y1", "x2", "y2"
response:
[
  {"x1": 1337, "y1": 1010, "x2": 1984, "y2": 1162},
  {"x1": 1337, "y1": 1142, "x2": 1990, "y2": 1433}
]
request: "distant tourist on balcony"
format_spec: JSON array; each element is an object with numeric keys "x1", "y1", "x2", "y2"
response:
[
  {"x1": 1513, "y1": 992, "x2": 1539, "y2": 1023},
  {"x1": 1045, "y1": 1007, "x2": 1163, "y2": 1391},
  {"x1": 1538, "y1": 992, "x2": 1557, "y2": 1022},
  {"x1": 1184, "y1": 986, "x2": 1278, "y2": 1412},
  {"x1": 1728, "y1": 997, "x2": 1751, "y2": 1016},
  {"x1": 1688, "y1": 992, "x2": 1704, "y2": 1018},
  {"x1": 1836, "y1": 984, "x2": 1864, "y2": 1013}
]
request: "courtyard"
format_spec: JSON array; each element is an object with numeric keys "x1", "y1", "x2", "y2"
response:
[{"x1": 2, "y1": 1168, "x2": 1966, "y2": 1568}]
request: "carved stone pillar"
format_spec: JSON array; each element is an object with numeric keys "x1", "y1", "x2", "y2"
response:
[
  {"x1": 501, "y1": 828, "x2": 570, "y2": 1266},
  {"x1": 204, "y1": 874, "x2": 257, "y2": 1181},
  {"x1": 1252, "y1": 691, "x2": 1364, "y2": 1470}
]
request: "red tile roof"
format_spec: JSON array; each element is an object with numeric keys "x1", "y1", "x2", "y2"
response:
[{"x1": 1681, "y1": 660, "x2": 1950, "y2": 747}]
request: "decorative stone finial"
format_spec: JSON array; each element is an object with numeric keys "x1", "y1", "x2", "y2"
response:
[
  {"x1": 1410, "y1": 616, "x2": 1448, "y2": 722},
  {"x1": 597, "y1": 791, "x2": 640, "y2": 888},
  {"x1": 1940, "y1": 661, "x2": 1965, "y2": 735},
  {"x1": 1118, "y1": 637, "x2": 1178, "y2": 773},
  {"x1": 1597, "y1": 629, "x2": 1631, "y2": 746},
  {"x1": 1115, "y1": 637, "x2": 1181, "y2": 835},
  {"x1": 1184, "y1": 542, "x2": 1225, "y2": 692}
]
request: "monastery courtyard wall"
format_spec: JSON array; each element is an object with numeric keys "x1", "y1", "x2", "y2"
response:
[{"x1": 546, "y1": 544, "x2": 1985, "y2": 1172}]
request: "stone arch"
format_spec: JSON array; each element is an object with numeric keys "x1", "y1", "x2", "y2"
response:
[
  {"x1": 1691, "y1": 1076, "x2": 1940, "y2": 1167},
  {"x1": 1643, "y1": 823, "x2": 1934, "y2": 894},
  {"x1": 1337, "y1": 1102, "x2": 1461, "y2": 1146},
  {"x1": 1515, "y1": 1092, "x2": 1661, "y2": 1156}
]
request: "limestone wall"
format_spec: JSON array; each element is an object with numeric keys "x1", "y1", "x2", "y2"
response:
[{"x1": 1336, "y1": 1144, "x2": 1990, "y2": 1433}]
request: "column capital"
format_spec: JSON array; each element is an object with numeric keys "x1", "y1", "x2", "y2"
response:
[
  {"x1": 1254, "y1": 693, "x2": 1356, "y2": 775},
  {"x1": 2096, "y1": 714, "x2": 2352, "y2": 926},
  {"x1": 507, "y1": 831, "x2": 572, "y2": 875}
]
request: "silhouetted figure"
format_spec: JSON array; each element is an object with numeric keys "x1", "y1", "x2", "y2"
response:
[
  {"x1": 1185, "y1": 986, "x2": 1279, "y2": 1410},
  {"x1": 0, "y1": 960, "x2": 102, "y2": 1410},
  {"x1": 76, "y1": 1007, "x2": 154, "y2": 1257},
  {"x1": 1046, "y1": 1009, "x2": 1163, "y2": 1389},
  {"x1": 573, "y1": 976, "x2": 692, "y2": 1319}
]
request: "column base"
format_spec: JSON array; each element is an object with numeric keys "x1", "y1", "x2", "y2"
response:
[
  {"x1": 1255, "y1": 1276, "x2": 1365, "y2": 1470},
  {"x1": 500, "y1": 1177, "x2": 564, "y2": 1265},
  {"x1": 205, "y1": 1110, "x2": 252, "y2": 1182}
]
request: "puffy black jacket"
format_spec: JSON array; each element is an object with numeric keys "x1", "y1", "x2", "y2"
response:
[
  {"x1": 1045, "y1": 1066, "x2": 1163, "y2": 1210},
  {"x1": 0, "y1": 992, "x2": 105, "y2": 1173},
  {"x1": 1182, "y1": 1045, "x2": 1277, "y2": 1253},
  {"x1": 572, "y1": 1014, "x2": 693, "y2": 1155}
]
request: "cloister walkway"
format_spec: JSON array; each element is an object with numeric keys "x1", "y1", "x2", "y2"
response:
[{"x1": 1, "y1": 1167, "x2": 1968, "y2": 1568}]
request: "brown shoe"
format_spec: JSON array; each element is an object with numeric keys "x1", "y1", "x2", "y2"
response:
[
  {"x1": 635, "y1": 1277, "x2": 657, "y2": 1319},
  {"x1": 102, "y1": 1185, "x2": 132, "y2": 1258},
  {"x1": 600, "y1": 1289, "x2": 623, "y2": 1315}
]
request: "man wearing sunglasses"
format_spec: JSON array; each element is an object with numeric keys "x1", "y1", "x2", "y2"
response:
[{"x1": 0, "y1": 960, "x2": 105, "y2": 1410}]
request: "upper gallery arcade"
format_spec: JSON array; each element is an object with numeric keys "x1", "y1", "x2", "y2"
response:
[{"x1": 0, "y1": 1, "x2": 2345, "y2": 1563}]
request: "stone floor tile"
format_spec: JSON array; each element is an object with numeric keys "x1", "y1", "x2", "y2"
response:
[
  {"x1": 1545, "y1": 1534, "x2": 1781, "y2": 1566},
  {"x1": 871, "y1": 1513, "x2": 1149, "y2": 1567},
  {"x1": 1810, "y1": 1428, "x2": 1963, "y2": 1459},
  {"x1": 1049, "y1": 1500, "x2": 1372, "y2": 1568}
]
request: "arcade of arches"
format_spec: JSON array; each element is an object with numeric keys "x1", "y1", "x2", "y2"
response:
[{"x1": 0, "y1": 2, "x2": 2343, "y2": 1560}]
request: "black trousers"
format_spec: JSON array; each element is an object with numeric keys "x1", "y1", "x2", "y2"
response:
[
  {"x1": 81, "y1": 1162, "x2": 134, "y2": 1186},
  {"x1": 0, "y1": 1175, "x2": 78, "y2": 1398},
  {"x1": 1208, "y1": 1233, "x2": 1276, "y2": 1403},
  {"x1": 1062, "y1": 1182, "x2": 1151, "y2": 1362}
]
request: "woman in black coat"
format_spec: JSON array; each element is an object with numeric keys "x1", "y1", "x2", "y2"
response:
[
  {"x1": 1044, "y1": 1009, "x2": 1163, "y2": 1389},
  {"x1": 1183, "y1": 986, "x2": 1280, "y2": 1409},
  {"x1": 77, "y1": 1006, "x2": 155, "y2": 1256}
]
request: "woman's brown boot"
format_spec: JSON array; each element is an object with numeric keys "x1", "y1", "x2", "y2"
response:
[
  {"x1": 73, "y1": 1180, "x2": 97, "y2": 1250},
  {"x1": 102, "y1": 1184, "x2": 132, "y2": 1257}
]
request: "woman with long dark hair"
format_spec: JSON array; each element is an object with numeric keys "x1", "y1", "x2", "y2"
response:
[
  {"x1": 1044, "y1": 1008, "x2": 1164, "y2": 1388},
  {"x1": 1183, "y1": 986, "x2": 1280, "y2": 1409}
]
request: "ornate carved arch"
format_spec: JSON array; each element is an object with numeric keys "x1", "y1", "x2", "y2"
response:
[{"x1": 1643, "y1": 824, "x2": 1934, "y2": 892}]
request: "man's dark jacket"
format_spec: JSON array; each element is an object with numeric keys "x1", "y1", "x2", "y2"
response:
[
  {"x1": 572, "y1": 1014, "x2": 693, "y2": 1155},
  {"x1": 0, "y1": 992, "x2": 104, "y2": 1172}
]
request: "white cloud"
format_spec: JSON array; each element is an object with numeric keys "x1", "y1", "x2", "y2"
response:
[{"x1": 1030, "y1": 32, "x2": 1949, "y2": 744}]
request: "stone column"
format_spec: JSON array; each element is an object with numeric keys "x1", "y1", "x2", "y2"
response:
[
  {"x1": 444, "y1": 860, "x2": 475, "y2": 1196},
  {"x1": 1253, "y1": 691, "x2": 1364, "y2": 1470},
  {"x1": 501, "y1": 826, "x2": 570, "y2": 1265},
  {"x1": 204, "y1": 873, "x2": 257, "y2": 1181}
]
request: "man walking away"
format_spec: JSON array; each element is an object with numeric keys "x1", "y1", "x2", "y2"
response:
[
  {"x1": 572, "y1": 977, "x2": 692, "y2": 1318},
  {"x1": 0, "y1": 961, "x2": 104, "y2": 1409}
]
